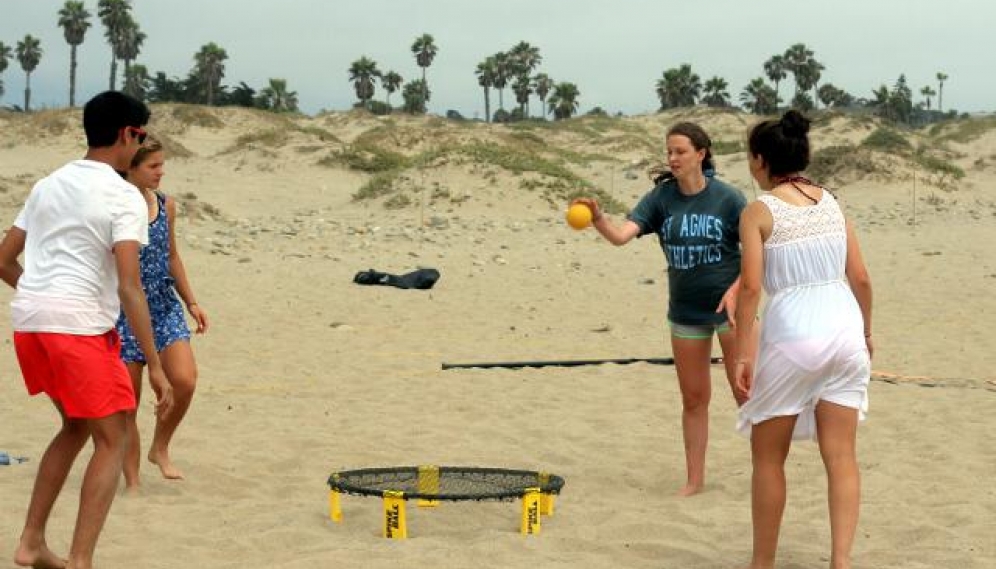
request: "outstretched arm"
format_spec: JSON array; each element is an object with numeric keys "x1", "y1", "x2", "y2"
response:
[
  {"x1": 572, "y1": 198, "x2": 641, "y2": 246},
  {"x1": 165, "y1": 197, "x2": 208, "y2": 333}
]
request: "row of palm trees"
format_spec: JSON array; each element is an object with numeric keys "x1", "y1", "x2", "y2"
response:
[
  {"x1": 652, "y1": 43, "x2": 951, "y2": 123},
  {"x1": 472, "y1": 42, "x2": 577, "y2": 122},
  {"x1": 0, "y1": 4, "x2": 952, "y2": 123},
  {"x1": 346, "y1": 38, "x2": 581, "y2": 121},
  {"x1": 0, "y1": 0, "x2": 295, "y2": 112},
  {"x1": 346, "y1": 34, "x2": 435, "y2": 114}
]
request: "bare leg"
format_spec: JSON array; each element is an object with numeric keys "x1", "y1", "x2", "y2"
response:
[
  {"x1": 66, "y1": 411, "x2": 128, "y2": 569},
  {"x1": 746, "y1": 415, "x2": 797, "y2": 569},
  {"x1": 148, "y1": 340, "x2": 197, "y2": 480},
  {"x1": 14, "y1": 401, "x2": 88, "y2": 569},
  {"x1": 816, "y1": 401, "x2": 861, "y2": 569},
  {"x1": 122, "y1": 362, "x2": 145, "y2": 492},
  {"x1": 671, "y1": 335, "x2": 714, "y2": 496}
]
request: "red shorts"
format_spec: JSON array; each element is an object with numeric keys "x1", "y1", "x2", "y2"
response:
[{"x1": 14, "y1": 330, "x2": 136, "y2": 419}]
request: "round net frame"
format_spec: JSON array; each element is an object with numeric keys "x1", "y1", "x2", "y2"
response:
[{"x1": 327, "y1": 466, "x2": 565, "y2": 502}]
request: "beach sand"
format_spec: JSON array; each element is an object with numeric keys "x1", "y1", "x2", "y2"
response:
[{"x1": 0, "y1": 106, "x2": 993, "y2": 568}]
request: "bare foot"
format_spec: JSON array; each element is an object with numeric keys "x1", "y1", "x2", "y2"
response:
[
  {"x1": 148, "y1": 451, "x2": 184, "y2": 480},
  {"x1": 677, "y1": 483, "x2": 704, "y2": 497},
  {"x1": 14, "y1": 540, "x2": 66, "y2": 569}
]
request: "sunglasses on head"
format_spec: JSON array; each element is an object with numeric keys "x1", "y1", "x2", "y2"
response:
[{"x1": 126, "y1": 126, "x2": 148, "y2": 144}]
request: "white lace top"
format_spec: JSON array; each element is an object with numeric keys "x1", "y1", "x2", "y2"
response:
[{"x1": 758, "y1": 192, "x2": 848, "y2": 295}]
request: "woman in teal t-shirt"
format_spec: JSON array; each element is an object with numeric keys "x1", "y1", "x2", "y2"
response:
[{"x1": 575, "y1": 122, "x2": 756, "y2": 496}]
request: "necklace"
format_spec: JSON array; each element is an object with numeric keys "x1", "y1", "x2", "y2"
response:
[{"x1": 772, "y1": 175, "x2": 818, "y2": 204}]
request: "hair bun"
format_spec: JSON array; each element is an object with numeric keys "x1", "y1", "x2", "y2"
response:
[{"x1": 780, "y1": 110, "x2": 811, "y2": 138}]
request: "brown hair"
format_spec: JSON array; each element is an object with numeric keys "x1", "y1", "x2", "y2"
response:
[
  {"x1": 130, "y1": 134, "x2": 164, "y2": 168},
  {"x1": 651, "y1": 122, "x2": 716, "y2": 185}
]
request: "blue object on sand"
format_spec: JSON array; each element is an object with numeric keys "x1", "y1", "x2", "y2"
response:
[{"x1": 0, "y1": 451, "x2": 29, "y2": 465}]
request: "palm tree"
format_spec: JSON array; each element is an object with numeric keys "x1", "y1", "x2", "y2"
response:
[
  {"x1": 402, "y1": 79, "x2": 430, "y2": 114},
  {"x1": 508, "y1": 41, "x2": 541, "y2": 76},
  {"x1": 702, "y1": 76, "x2": 730, "y2": 107},
  {"x1": 740, "y1": 78, "x2": 778, "y2": 115},
  {"x1": 655, "y1": 64, "x2": 700, "y2": 109},
  {"x1": 193, "y1": 42, "x2": 227, "y2": 105},
  {"x1": 920, "y1": 86, "x2": 936, "y2": 111},
  {"x1": 532, "y1": 73, "x2": 553, "y2": 120},
  {"x1": 508, "y1": 41, "x2": 541, "y2": 113},
  {"x1": 936, "y1": 72, "x2": 948, "y2": 112},
  {"x1": 114, "y1": 19, "x2": 145, "y2": 87},
  {"x1": 411, "y1": 33, "x2": 437, "y2": 112},
  {"x1": 381, "y1": 71, "x2": 402, "y2": 106},
  {"x1": 97, "y1": 0, "x2": 132, "y2": 90},
  {"x1": 0, "y1": 42, "x2": 12, "y2": 100},
  {"x1": 794, "y1": 58, "x2": 824, "y2": 110},
  {"x1": 475, "y1": 57, "x2": 496, "y2": 122},
  {"x1": 348, "y1": 56, "x2": 380, "y2": 108},
  {"x1": 763, "y1": 54, "x2": 787, "y2": 103},
  {"x1": 783, "y1": 43, "x2": 814, "y2": 97},
  {"x1": 259, "y1": 78, "x2": 298, "y2": 112},
  {"x1": 492, "y1": 51, "x2": 511, "y2": 111},
  {"x1": 123, "y1": 63, "x2": 150, "y2": 99},
  {"x1": 547, "y1": 82, "x2": 580, "y2": 120},
  {"x1": 16, "y1": 35, "x2": 43, "y2": 112},
  {"x1": 58, "y1": 1, "x2": 92, "y2": 107},
  {"x1": 512, "y1": 74, "x2": 532, "y2": 116},
  {"x1": 868, "y1": 85, "x2": 890, "y2": 117}
]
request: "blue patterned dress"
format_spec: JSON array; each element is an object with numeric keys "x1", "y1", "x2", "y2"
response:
[{"x1": 116, "y1": 192, "x2": 191, "y2": 363}]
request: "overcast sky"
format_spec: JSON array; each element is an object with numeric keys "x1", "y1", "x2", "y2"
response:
[{"x1": 2, "y1": 0, "x2": 992, "y2": 116}]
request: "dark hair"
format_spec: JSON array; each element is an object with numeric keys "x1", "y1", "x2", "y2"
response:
[
  {"x1": 83, "y1": 91, "x2": 151, "y2": 148},
  {"x1": 748, "y1": 110, "x2": 811, "y2": 177},
  {"x1": 653, "y1": 122, "x2": 715, "y2": 185}
]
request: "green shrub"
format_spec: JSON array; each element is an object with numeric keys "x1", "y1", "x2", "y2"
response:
[
  {"x1": 861, "y1": 128, "x2": 912, "y2": 153},
  {"x1": 712, "y1": 139, "x2": 744, "y2": 156},
  {"x1": 808, "y1": 144, "x2": 877, "y2": 182},
  {"x1": 232, "y1": 129, "x2": 289, "y2": 149},
  {"x1": 913, "y1": 151, "x2": 965, "y2": 179},
  {"x1": 383, "y1": 192, "x2": 412, "y2": 209},
  {"x1": 352, "y1": 172, "x2": 400, "y2": 200},
  {"x1": 171, "y1": 105, "x2": 224, "y2": 128},
  {"x1": 328, "y1": 144, "x2": 409, "y2": 172}
]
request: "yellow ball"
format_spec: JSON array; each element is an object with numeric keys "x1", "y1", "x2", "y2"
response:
[{"x1": 566, "y1": 203, "x2": 593, "y2": 230}]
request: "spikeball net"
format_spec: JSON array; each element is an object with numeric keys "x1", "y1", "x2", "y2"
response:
[{"x1": 327, "y1": 465, "x2": 565, "y2": 538}]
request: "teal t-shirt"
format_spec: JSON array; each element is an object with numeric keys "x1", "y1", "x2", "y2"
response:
[{"x1": 627, "y1": 177, "x2": 747, "y2": 325}]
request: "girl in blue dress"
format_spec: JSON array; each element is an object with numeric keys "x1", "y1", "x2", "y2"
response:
[{"x1": 117, "y1": 136, "x2": 209, "y2": 488}]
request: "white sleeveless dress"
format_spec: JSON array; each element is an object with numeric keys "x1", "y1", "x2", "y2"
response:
[{"x1": 737, "y1": 192, "x2": 870, "y2": 441}]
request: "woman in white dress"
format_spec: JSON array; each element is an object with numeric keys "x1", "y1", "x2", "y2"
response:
[{"x1": 733, "y1": 110, "x2": 873, "y2": 569}]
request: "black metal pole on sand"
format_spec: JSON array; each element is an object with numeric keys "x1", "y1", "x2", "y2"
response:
[{"x1": 441, "y1": 356, "x2": 724, "y2": 371}]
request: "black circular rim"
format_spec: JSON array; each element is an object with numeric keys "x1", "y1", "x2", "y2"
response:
[{"x1": 327, "y1": 466, "x2": 565, "y2": 501}]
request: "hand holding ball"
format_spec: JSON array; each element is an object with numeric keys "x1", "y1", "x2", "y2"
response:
[{"x1": 566, "y1": 203, "x2": 593, "y2": 230}]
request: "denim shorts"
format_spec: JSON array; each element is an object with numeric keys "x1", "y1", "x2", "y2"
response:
[{"x1": 668, "y1": 320, "x2": 732, "y2": 339}]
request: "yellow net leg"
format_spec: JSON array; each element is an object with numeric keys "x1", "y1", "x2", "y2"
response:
[
  {"x1": 417, "y1": 465, "x2": 440, "y2": 508},
  {"x1": 520, "y1": 488, "x2": 541, "y2": 535},
  {"x1": 329, "y1": 490, "x2": 342, "y2": 522},
  {"x1": 383, "y1": 491, "x2": 408, "y2": 539},
  {"x1": 538, "y1": 472, "x2": 555, "y2": 516},
  {"x1": 540, "y1": 494, "x2": 555, "y2": 516}
]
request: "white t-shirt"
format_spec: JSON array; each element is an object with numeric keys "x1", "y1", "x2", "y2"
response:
[{"x1": 11, "y1": 160, "x2": 148, "y2": 334}]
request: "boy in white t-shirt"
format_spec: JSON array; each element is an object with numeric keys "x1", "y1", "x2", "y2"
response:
[{"x1": 0, "y1": 91, "x2": 174, "y2": 569}]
